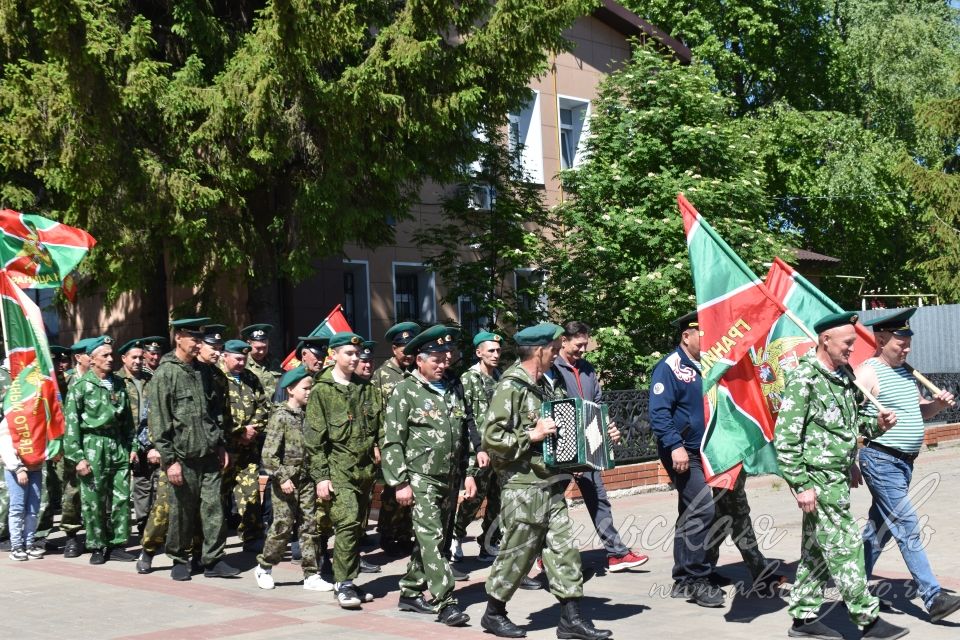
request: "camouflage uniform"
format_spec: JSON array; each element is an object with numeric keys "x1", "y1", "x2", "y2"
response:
[
  {"x1": 382, "y1": 371, "x2": 472, "y2": 611},
  {"x1": 247, "y1": 356, "x2": 282, "y2": 404},
  {"x1": 116, "y1": 367, "x2": 157, "y2": 526},
  {"x1": 149, "y1": 352, "x2": 232, "y2": 567},
  {"x1": 56, "y1": 371, "x2": 85, "y2": 539},
  {"x1": 705, "y1": 471, "x2": 769, "y2": 578},
  {"x1": 453, "y1": 364, "x2": 501, "y2": 546},
  {"x1": 372, "y1": 358, "x2": 413, "y2": 546},
  {"x1": 306, "y1": 367, "x2": 382, "y2": 583},
  {"x1": 484, "y1": 362, "x2": 583, "y2": 603},
  {"x1": 63, "y1": 370, "x2": 136, "y2": 550},
  {"x1": 35, "y1": 372, "x2": 68, "y2": 541},
  {"x1": 775, "y1": 354, "x2": 884, "y2": 626},
  {"x1": 259, "y1": 403, "x2": 320, "y2": 576},
  {"x1": 221, "y1": 367, "x2": 270, "y2": 543}
]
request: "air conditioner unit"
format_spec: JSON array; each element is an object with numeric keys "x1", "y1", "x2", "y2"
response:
[{"x1": 469, "y1": 184, "x2": 495, "y2": 211}]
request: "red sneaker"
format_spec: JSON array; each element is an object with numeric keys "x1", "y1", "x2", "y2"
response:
[{"x1": 608, "y1": 551, "x2": 649, "y2": 572}]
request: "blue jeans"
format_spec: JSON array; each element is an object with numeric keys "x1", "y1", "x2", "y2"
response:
[
  {"x1": 5, "y1": 468, "x2": 42, "y2": 551},
  {"x1": 859, "y1": 446, "x2": 941, "y2": 610}
]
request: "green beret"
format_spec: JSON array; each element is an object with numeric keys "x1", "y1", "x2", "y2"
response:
[
  {"x1": 223, "y1": 339, "x2": 251, "y2": 355},
  {"x1": 49, "y1": 345, "x2": 69, "y2": 358},
  {"x1": 241, "y1": 324, "x2": 273, "y2": 342},
  {"x1": 513, "y1": 323, "x2": 563, "y2": 347},
  {"x1": 202, "y1": 324, "x2": 227, "y2": 345},
  {"x1": 385, "y1": 321, "x2": 422, "y2": 345},
  {"x1": 473, "y1": 331, "x2": 503, "y2": 348},
  {"x1": 670, "y1": 310, "x2": 699, "y2": 330},
  {"x1": 298, "y1": 335, "x2": 330, "y2": 355},
  {"x1": 813, "y1": 311, "x2": 860, "y2": 335},
  {"x1": 863, "y1": 307, "x2": 916, "y2": 337},
  {"x1": 117, "y1": 338, "x2": 145, "y2": 356},
  {"x1": 329, "y1": 332, "x2": 364, "y2": 349},
  {"x1": 170, "y1": 317, "x2": 211, "y2": 335},
  {"x1": 70, "y1": 338, "x2": 95, "y2": 354},
  {"x1": 85, "y1": 335, "x2": 114, "y2": 355},
  {"x1": 403, "y1": 325, "x2": 458, "y2": 356},
  {"x1": 278, "y1": 365, "x2": 310, "y2": 390},
  {"x1": 141, "y1": 336, "x2": 167, "y2": 352},
  {"x1": 359, "y1": 340, "x2": 376, "y2": 361}
]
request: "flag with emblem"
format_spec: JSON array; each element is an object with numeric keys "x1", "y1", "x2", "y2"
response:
[
  {"x1": 0, "y1": 209, "x2": 97, "y2": 289},
  {"x1": 756, "y1": 257, "x2": 876, "y2": 415},
  {"x1": 0, "y1": 269, "x2": 66, "y2": 466},
  {"x1": 679, "y1": 194, "x2": 784, "y2": 486},
  {"x1": 281, "y1": 304, "x2": 353, "y2": 370}
]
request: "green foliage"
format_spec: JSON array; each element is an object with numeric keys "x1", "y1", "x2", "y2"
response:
[
  {"x1": 0, "y1": 0, "x2": 594, "y2": 317},
  {"x1": 542, "y1": 46, "x2": 791, "y2": 387},
  {"x1": 415, "y1": 128, "x2": 551, "y2": 336}
]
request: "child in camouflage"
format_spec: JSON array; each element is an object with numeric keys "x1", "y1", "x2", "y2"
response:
[{"x1": 254, "y1": 367, "x2": 331, "y2": 591}]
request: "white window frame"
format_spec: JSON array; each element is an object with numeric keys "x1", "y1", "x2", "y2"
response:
[
  {"x1": 556, "y1": 95, "x2": 591, "y2": 170},
  {"x1": 392, "y1": 262, "x2": 437, "y2": 325},
  {"x1": 507, "y1": 91, "x2": 544, "y2": 184},
  {"x1": 458, "y1": 295, "x2": 491, "y2": 337},
  {"x1": 342, "y1": 259, "x2": 372, "y2": 339}
]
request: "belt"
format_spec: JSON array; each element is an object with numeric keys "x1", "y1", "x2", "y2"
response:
[{"x1": 864, "y1": 440, "x2": 918, "y2": 463}]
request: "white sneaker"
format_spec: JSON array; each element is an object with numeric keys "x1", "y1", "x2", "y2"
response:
[
  {"x1": 303, "y1": 573, "x2": 334, "y2": 592},
  {"x1": 451, "y1": 537, "x2": 464, "y2": 562},
  {"x1": 254, "y1": 565, "x2": 275, "y2": 589}
]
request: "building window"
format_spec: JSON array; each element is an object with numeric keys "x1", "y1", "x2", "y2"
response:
[
  {"x1": 507, "y1": 91, "x2": 544, "y2": 184},
  {"x1": 458, "y1": 296, "x2": 490, "y2": 338},
  {"x1": 393, "y1": 263, "x2": 436, "y2": 324},
  {"x1": 557, "y1": 96, "x2": 590, "y2": 170},
  {"x1": 342, "y1": 260, "x2": 371, "y2": 338},
  {"x1": 515, "y1": 268, "x2": 548, "y2": 316}
]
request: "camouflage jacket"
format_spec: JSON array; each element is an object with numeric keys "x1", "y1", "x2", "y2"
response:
[
  {"x1": 0, "y1": 366, "x2": 10, "y2": 402},
  {"x1": 483, "y1": 362, "x2": 556, "y2": 487},
  {"x1": 382, "y1": 371, "x2": 472, "y2": 486},
  {"x1": 247, "y1": 356, "x2": 282, "y2": 401},
  {"x1": 262, "y1": 403, "x2": 310, "y2": 485},
  {"x1": 148, "y1": 352, "x2": 228, "y2": 466},
  {"x1": 461, "y1": 364, "x2": 500, "y2": 437},
  {"x1": 372, "y1": 358, "x2": 407, "y2": 406},
  {"x1": 774, "y1": 353, "x2": 883, "y2": 493},
  {"x1": 63, "y1": 370, "x2": 135, "y2": 464},
  {"x1": 222, "y1": 367, "x2": 271, "y2": 451},
  {"x1": 305, "y1": 367, "x2": 382, "y2": 484},
  {"x1": 116, "y1": 368, "x2": 149, "y2": 438}
]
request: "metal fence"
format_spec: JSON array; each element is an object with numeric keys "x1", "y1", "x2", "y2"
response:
[{"x1": 602, "y1": 371, "x2": 960, "y2": 465}]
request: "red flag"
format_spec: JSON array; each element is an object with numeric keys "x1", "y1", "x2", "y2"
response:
[
  {"x1": 0, "y1": 269, "x2": 66, "y2": 465},
  {"x1": 281, "y1": 305, "x2": 353, "y2": 370},
  {"x1": 0, "y1": 209, "x2": 96, "y2": 289}
]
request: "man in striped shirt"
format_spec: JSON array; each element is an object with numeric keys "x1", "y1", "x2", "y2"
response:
[{"x1": 856, "y1": 308, "x2": 960, "y2": 623}]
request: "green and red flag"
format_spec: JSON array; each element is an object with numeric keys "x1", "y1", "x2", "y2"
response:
[
  {"x1": 0, "y1": 209, "x2": 96, "y2": 289},
  {"x1": 281, "y1": 304, "x2": 353, "y2": 370},
  {"x1": 679, "y1": 194, "x2": 784, "y2": 486},
  {"x1": 755, "y1": 257, "x2": 876, "y2": 415},
  {"x1": 0, "y1": 269, "x2": 65, "y2": 466}
]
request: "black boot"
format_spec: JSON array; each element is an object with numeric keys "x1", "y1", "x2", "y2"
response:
[
  {"x1": 861, "y1": 617, "x2": 909, "y2": 640},
  {"x1": 556, "y1": 599, "x2": 611, "y2": 640},
  {"x1": 481, "y1": 597, "x2": 525, "y2": 638},
  {"x1": 63, "y1": 534, "x2": 82, "y2": 558}
]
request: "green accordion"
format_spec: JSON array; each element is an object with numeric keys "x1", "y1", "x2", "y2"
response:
[{"x1": 541, "y1": 397, "x2": 615, "y2": 472}]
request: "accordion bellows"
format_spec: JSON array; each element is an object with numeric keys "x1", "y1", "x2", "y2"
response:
[{"x1": 541, "y1": 398, "x2": 615, "y2": 472}]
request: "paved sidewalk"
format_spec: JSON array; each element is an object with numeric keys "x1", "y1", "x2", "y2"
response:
[{"x1": 4, "y1": 443, "x2": 960, "y2": 639}]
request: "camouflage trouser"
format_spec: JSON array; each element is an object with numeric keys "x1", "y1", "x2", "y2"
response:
[
  {"x1": 35, "y1": 458, "x2": 64, "y2": 539},
  {"x1": 453, "y1": 464, "x2": 502, "y2": 546},
  {"x1": 328, "y1": 472, "x2": 375, "y2": 583},
  {"x1": 221, "y1": 452, "x2": 263, "y2": 542},
  {"x1": 60, "y1": 462, "x2": 83, "y2": 535},
  {"x1": 167, "y1": 454, "x2": 226, "y2": 567},
  {"x1": 141, "y1": 470, "x2": 201, "y2": 556},
  {"x1": 487, "y1": 479, "x2": 584, "y2": 602},
  {"x1": 788, "y1": 468, "x2": 879, "y2": 626},
  {"x1": 377, "y1": 484, "x2": 413, "y2": 544},
  {"x1": 132, "y1": 469, "x2": 159, "y2": 523},
  {"x1": 76, "y1": 434, "x2": 132, "y2": 550},
  {"x1": 399, "y1": 472, "x2": 459, "y2": 610},
  {"x1": 0, "y1": 472, "x2": 8, "y2": 539},
  {"x1": 706, "y1": 471, "x2": 768, "y2": 578},
  {"x1": 259, "y1": 474, "x2": 319, "y2": 578}
]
